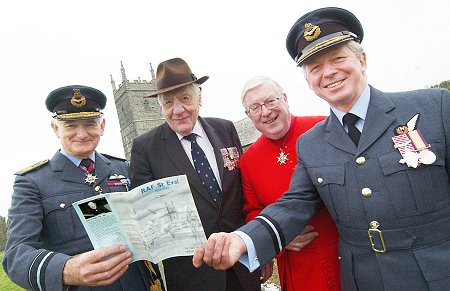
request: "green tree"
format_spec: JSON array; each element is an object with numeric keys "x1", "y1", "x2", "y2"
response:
[{"x1": 428, "y1": 80, "x2": 450, "y2": 90}]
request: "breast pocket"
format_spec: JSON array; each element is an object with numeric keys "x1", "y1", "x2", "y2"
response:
[
  {"x1": 377, "y1": 141, "x2": 449, "y2": 217},
  {"x1": 308, "y1": 165, "x2": 349, "y2": 222},
  {"x1": 42, "y1": 192, "x2": 86, "y2": 243}
]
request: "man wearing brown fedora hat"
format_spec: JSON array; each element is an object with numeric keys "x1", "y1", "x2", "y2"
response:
[
  {"x1": 193, "y1": 7, "x2": 450, "y2": 291},
  {"x1": 130, "y1": 58, "x2": 261, "y2": 290}
]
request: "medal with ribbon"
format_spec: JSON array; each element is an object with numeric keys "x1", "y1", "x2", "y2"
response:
[
  {"x1": 79, "y1": 159, "x2": 97, "y2": 185},
  {"x1": 391, "y1": 113, "x2": 436, "y2": 168},
  {"x1": 220, "y1": 147, "x2": 240, "y2": 171},
  {"x1": 107, "y1": 174, "x2": 130, "y2": 190}
]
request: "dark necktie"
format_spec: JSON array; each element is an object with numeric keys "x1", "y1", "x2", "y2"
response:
[
  {"x1": 184, "y1": 133, "x2": 222, "y2": 206},
  {"x1": 343, "y1": 113, "x2": 361, "y2": 146},
  {"x1": 79, "y1": 158, "x2": 95, "y2": 174}
]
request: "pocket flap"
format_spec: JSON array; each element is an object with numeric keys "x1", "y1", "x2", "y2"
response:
[
  {"x1": 42, "y1": 192, "x2": 83, "y2": 215},
  {"x1": 308, "y1": 165, "x2": 345, "y2": 186}
]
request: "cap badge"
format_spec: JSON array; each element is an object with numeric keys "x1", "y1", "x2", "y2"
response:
[
  {"x1": 391, "y1": 113, "x2": 436, "y2": 168},
  {"x1": 70, "y1": 88, "x2": 87, "y2": 108},
  {"x1": 304, "y1": 23, "x2": 321, "y2": 42}
]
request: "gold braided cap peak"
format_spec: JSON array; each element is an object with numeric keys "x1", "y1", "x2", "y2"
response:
[{"x1": 297, "y1": 34, "x2": 353, "y2": 65}]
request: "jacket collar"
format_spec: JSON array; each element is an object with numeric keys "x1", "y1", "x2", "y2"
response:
[{"x1": 324, "y1": 85, "x2": 396, "y2": 155}]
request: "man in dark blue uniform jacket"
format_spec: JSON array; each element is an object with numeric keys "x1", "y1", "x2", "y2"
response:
[
  {"x1": 193, "y1": 7, "x2": 450, "y2": 291},
  {"x1": 3, "y1": 85, "x2": 161, "y2": 290}
]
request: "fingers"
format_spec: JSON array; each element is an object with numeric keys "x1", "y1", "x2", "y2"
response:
[
  {"x1": 192, "y1": 233, "x2": 246, "y2": 270},
  {"x1": 63, "y1": 245, "x2": 132, "y2": 286},
  {"x1": 285, "y1": 226, "x2": 319, "y2": 251},
  {"x1": 192, "y1": 246, "x2": 205, "y2": 268},
  {"x1": 259, "y1": 261, "x2": 274, "y2": 283},
  {"x1": 89, "y1": 244, "x2": 128, "y2": 263},
  {"x1": 300, "y1": 225, "x2": 315, "y2": 234},
  {"x1": 92, "y1": 249, "x2": 132, "y2": 281},
  {"x1": 192, "y1": 233, "x2": 238, "y2": 270},
  {"x1": 89, "y1": 258, "x2": 130, "y2": 286},
  {"x1": 203, "y1": 233, "x2": 226, "y2": 269}
]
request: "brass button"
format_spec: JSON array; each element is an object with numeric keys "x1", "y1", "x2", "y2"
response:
[
  {"x1": 317, "y1": 177, "x2": 324, "y2": 184},
  {"x1": 59, "y1": 203, "x2": 66, "y2": 208},
  {"x1": 361, "y1": 187, "x2": 372, "y2": 197},
  {"x1": 356, "y1": 156, "x2": 366, "y2": 165}
]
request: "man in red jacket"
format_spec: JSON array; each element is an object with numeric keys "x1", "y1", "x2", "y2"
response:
[{"x1": 239, "y1": 76, "x2": 340, "y2": 290}]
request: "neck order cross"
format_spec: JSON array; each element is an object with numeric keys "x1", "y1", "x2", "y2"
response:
[{"x1": 79, "y1": 158, "x2": 97, "y2": 184}]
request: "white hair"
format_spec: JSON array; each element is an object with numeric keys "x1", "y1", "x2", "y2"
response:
[
  {"x1": 300, "y1": 40, "x2": 365, "y2": 73},
  {"x1": 240, "y1": 76, "x2": 285, "y2": 106},
  {"x1": 51, "y1": 117, "x2": 103, "y2": 126},
  {"x1": 157, "y1": 83, "x2": 201, "y2": 105}
]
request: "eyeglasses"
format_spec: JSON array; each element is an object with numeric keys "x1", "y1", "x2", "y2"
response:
[{"x1": 246, "y1": 97, "x2": 280, "y2": 116}]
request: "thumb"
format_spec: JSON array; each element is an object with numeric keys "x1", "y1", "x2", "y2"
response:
[{"x1": 192, "y1": 246, "x2": 205, "y2": 268}]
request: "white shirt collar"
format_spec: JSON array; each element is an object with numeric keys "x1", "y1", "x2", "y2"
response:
[{"x1": 175, "y1": 120, "x2": 206, "y2": 140}]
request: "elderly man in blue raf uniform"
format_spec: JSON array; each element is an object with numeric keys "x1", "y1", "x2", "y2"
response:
[
  {"x1": 2, "y1": 85, "x2": 162, "y2": 291},
  {"x1": 193, "y1": 7, "x2": 450, "y2": 291}
]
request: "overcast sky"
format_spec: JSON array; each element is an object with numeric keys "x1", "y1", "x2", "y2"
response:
[{"x1": 1, "y1": 0, "x2": 448, "y2": 216}]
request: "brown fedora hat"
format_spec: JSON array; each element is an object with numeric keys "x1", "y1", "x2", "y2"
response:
[{"x1": 146, "y1": 57, "x2": 209, "y2": 97}]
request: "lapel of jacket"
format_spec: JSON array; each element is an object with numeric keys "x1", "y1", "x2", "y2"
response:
[
  {"x1": 324, "y1": 112, "x2": 356, "y2": 154},
  {"x1": 324, "y1": 86, "x2": 396, "y2": 155},
  {"x1": 51, "y1": 151, "x2": 87, "y2": 184},
  {"x1": 51, "y1": 151, "x2": 112, "y2": 186},
  {"x1": 93, "y1": 152, "x2": 112, "y2": 187},
  {"x1": 161, "y1": 122, "x2": 217, "y2": 207},
  {"x1": 199, "y1": 117, "x2": 225, "y2": 182},
  {"x1": 356, "y1": 86, "x2": 396, "y2": 155}
]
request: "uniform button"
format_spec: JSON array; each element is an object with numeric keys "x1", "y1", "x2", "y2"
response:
[
  {"x1": 321, "y1": 259, "x2": 326, "y2": 264},
  {"x1": 361, "y1": 187, "x2": 372, "y2": 197},
  {"x1": 59, "y1": 203, "x2": 66, "y2": 208},
  {"x1": 356, "y1": 156, "x2": 366, "y2": 165},
  {"x1": 317, "y1": 177, "x2": 324, "y2": 184}
]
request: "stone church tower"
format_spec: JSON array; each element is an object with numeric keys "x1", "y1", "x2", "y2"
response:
[{"x1": 110, "y1": 62, "x2": 165, "y2": 159}]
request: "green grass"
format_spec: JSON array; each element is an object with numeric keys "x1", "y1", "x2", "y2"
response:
[{"x1": 0, "y1": 251, "x2": 24, "y2": 290}]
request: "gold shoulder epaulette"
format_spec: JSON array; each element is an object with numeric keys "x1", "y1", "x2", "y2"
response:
[{"x1": 15, "y1": 159, "x2": 49, "y2": 175}]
